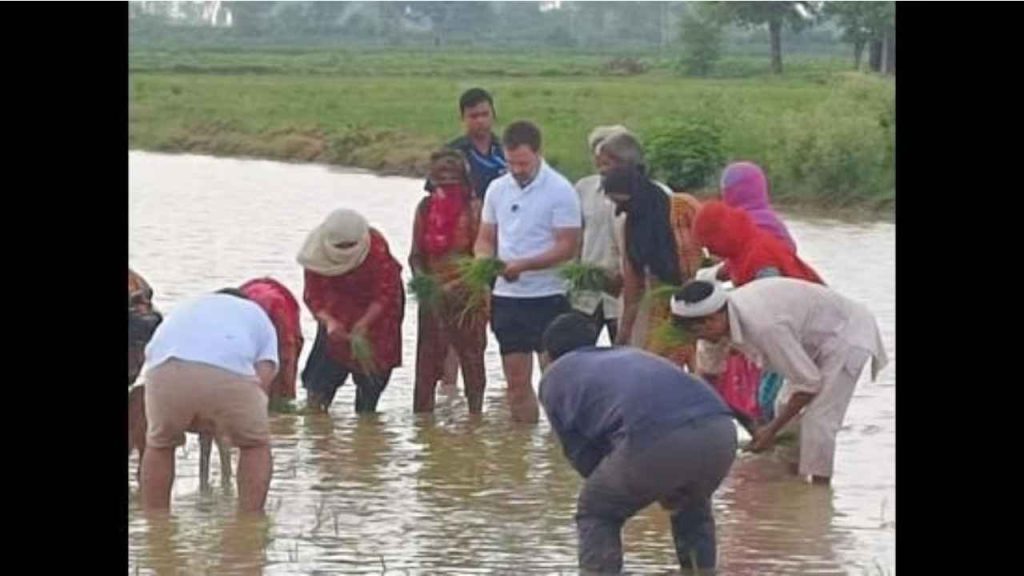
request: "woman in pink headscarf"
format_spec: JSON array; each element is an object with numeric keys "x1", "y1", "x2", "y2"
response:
[
  {"x1": 702, "y1": 162, "x2": 820, "y2": 430},
  {"x1": 720, "y1": 161, "x2": 796, "y2": 252}
]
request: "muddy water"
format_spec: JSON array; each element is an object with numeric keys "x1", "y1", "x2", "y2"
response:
[{"x1": 128, "y1": 152, "x2": 895, "y2": 575}]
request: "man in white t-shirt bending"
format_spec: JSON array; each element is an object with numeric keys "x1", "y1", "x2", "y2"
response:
[
  {"x1": 141, "y1": 288, "x2": 279, "y2": 513},
  {"x1": 474, "y1": 120, "x2": 582, "y2": 423}
]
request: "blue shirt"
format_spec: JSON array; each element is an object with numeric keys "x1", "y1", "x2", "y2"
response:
[
  {"x1": 424, "y1": 133, "x2": 508, "y2": 201},
  {"x1": 539, "y1": 346, "x2": 732, "y2": 477},
  {"x1": 450, "y1": 134, "x2": 507, "y2": 200}
]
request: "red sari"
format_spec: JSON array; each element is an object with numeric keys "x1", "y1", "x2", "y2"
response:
[
  {"x1": 409, "y1": 185, "x2": 487, "y2": 412},
  {"x1": 694, "y1": 201, "x2": 822, "y2": 286},
  {"x1": 240, "y1": 277, "x2": 304, "y2": 400},
  {"x1": 303, "y1": 229, "x2": 404, "y2": 373}
]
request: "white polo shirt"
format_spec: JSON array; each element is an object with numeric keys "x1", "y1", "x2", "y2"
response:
[
  {"x1": 145, "y1": 293, "x2": 279, "y2": 377},
  {"x1": 482, "y1": 160, "x2": 582, "y2": 298}
]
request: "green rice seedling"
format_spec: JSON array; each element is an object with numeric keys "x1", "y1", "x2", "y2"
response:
[
  {"x1": 350, "y1": 332, "x2": 378, "y2": 374},
  {"x1": 560, "y1": 261, "x2": 609, "y2": 298},
  {"x1": 407, "y1": 273, "x2": 442, "y2": 313}
]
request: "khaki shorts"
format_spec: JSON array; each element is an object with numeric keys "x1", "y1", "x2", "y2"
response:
[{"x1": 144, "y1": 359, "x2": 270, "y2": 449}]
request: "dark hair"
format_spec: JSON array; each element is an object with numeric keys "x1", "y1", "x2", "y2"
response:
[
  {"x1": 459, "y1": 88, "x2": 495, "y2": 116},
  {"x1": 671, "y1": 280, "x2": 726, "y2": 327},
  {"x1": 502, "y1": 121, "x2": 542, "y2": 152},
  {"x1": 429, "y1": 148, "x2": 471, "y2": 187},
  {"x1": 216, "y1": 288, "x2": 249, "y2": 300},
  {"x1": 597, "y1": 131, "x2": 645, "y2": 168},
  {"x1": 678, "y1": 280, "x2": 715, "y2": 304},
  {"x1": 542, "y1": 312, "x2": 599, "y2": 361},
  {"x1": 430, "y1": 147, "x2": 468, "y2": 168}
]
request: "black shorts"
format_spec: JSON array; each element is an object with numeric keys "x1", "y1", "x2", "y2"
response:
[{"x1": 491, "y1": 294, "x2": 571, "y2": 355}]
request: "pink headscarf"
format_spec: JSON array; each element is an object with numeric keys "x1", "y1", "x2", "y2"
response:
[{"x1": 720, "y1": 162, "x2": 797, "y2": 252}]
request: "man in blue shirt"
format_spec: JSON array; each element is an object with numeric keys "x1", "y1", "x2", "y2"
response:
[
  {"x1": 426, "y1": 88, "x2": 509, "y2": 391},
  {"x1": 449, "y1": 87, "x2": 507, "y2": 200},
  {"x1": 426, "y1": 87, "x2": 507, "y2": 201},
  {"x1": 539, "y1": 312, "x2": 737, "y2": 573}
]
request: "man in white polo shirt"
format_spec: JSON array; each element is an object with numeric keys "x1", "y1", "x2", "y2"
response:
[
  {"x1": 474, "y1": 120, "x2": 582, "y2": 423},
  {"x1": 141, "y1": 288, "x2": 279, "y2": 513}
]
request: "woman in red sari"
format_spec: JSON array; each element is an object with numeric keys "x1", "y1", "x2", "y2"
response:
[
  {"x1": 239, "y1": 277, "x2": 304, "y2": 406},
  {"x1": 409, "y1": 149, "x2": 488, "y2": 414},
  {"x1": 695, "y1": 201, "x2": 822, "y2": 286},
  {"x1": 297, "y1": 209, "x2": 404, "y2": 413}
]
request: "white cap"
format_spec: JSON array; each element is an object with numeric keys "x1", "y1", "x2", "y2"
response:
[{"x1": 670, "y1": 280, "x2": 728, "y2": 318}]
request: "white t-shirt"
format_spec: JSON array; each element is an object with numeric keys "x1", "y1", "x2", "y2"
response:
[
  {"x1": 145, "y1": 293, "x2": 279, "y2": 377},
  {"x1": 482, "y1": 160, "x2": 582, "y2": 298}
]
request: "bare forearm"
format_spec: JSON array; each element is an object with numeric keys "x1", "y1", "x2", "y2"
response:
[
  {"x1": 766, "y1": 391, "x2": 816, "y2": 434},
  {"x1": 474, "y1": 236, "x2": 495, "y2": 259},
  {"x1": 615, "y1": 260, "x2": 643, "y2": 344},
  {"x1": 254, "y1": 361, "x2": 277, "y2": 393},
  {"x1": 312, "y1": 308, "x2": 335, "y2": 325},
  {"x1": 357, "y1": 301, "x2": 384, "y2": 329},
  {"x1": 616, "y1": 301, "x2": 639, "y2": 345}
]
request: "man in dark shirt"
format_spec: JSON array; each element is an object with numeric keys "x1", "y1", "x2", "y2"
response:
[{"x1": 539, "y1": 312, "x2": 737, "y2": 573}]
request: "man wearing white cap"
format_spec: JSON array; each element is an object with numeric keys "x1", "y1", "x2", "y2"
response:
[
  {"x1": 670, "y1": 278, "x2": 887, "y2": 484},
  {"x1": 569, "y1": 125, "x2": 630, "y2": 342}
]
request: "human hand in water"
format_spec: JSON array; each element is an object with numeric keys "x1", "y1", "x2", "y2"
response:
[{"x1": 747, "y1": 426, "x2": 777, "y2": 453}]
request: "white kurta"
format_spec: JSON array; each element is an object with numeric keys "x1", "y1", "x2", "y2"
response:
[
  {"x1": 571, "y1": 174, "x2": 624, "y2": 318},
  {"x1": 725, "y1": 278, "x2": 888, "y2": 477}
]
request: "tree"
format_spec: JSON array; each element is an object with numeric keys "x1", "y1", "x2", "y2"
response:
[
  {"x1": 825, "y1": 2, "x2": 894, "y2": 72},
  {"x1": 679, "y1": 5, "x2": 724, "y2": 77},
  {"x1": 875, "y1": 3, "x2": 895, "y2": 75},
  {"x1": 715, "y1": 2, "x2": 818, "y2": 74}
]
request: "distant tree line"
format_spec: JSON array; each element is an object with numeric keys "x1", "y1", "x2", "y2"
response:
[
  {"x1": 681, "y1": 2, "x2": 894, "y2": 76},
  {"x1": 130, "y1": 0, "x2": 887, "y2": 65}
]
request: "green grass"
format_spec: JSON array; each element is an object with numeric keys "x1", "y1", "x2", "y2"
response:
[{"x1": 129, "y1": 48, "x2": 894, "y2": 211}]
